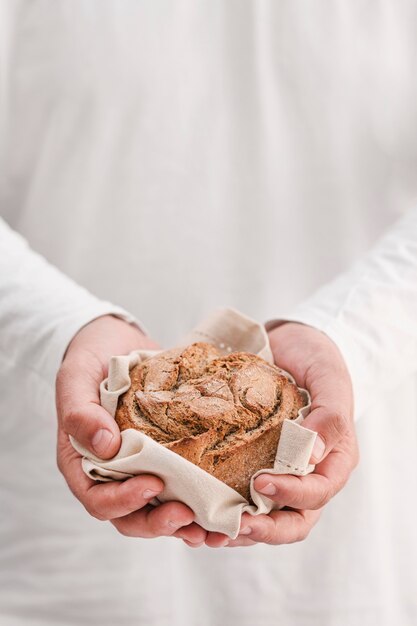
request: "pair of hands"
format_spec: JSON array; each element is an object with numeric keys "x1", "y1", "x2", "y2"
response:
[{"x1": 56, "y1": 315, "x2": 359, "y2": 548}]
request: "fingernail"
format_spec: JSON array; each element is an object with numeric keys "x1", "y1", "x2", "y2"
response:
[
  {"x1": 168, "y1": 520, "x2": 182, "y2": 529},
  {"x1": 311, "y1": 436, "x2": 326, "y2": 462},
  {"x1": 218, "y1": 538, "x2": 229, "y2": 547},
  {"x1": 239, "y1": 526, "x2": 252, "y2": 535},
  {"x1": 92, "y1": 429, "x2": 114, "y2": 455},
  {"x1": 143, "y1": 489, "x2": 161, "y2": 499},
  {"x1": 257, "y1": 482, "x2": 276, "y2": 496}
]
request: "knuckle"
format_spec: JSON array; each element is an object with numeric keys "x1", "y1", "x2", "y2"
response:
[
  {"x1": 143, "y1": 524, "x2": 161, "y2": 539},
  {"x1": 123, "y1": 495, "x2": 139, "y2": 514},
  {"x1": 112, "y1": 520, "x2": 132, "y2": 537},
  {"x1": 292, "y1": 513, "x2": 313, "y2": 543},
  {"x1": 149, "y1": 504, "x2": 191, "y2": 537},
  {"x1": 148, "y1": 516, "x2": 168, "y2": 537},
  {"x1": 290, "y1": 488, "x2": 307, "y2": 510},
  {"x1": 256, "y1": 523, "x2": 276, "y2": 545},
  {"x1": 321, "y1": 411, "x2": 349, "y2": 446},
  {"x1": 121, "y1": 486, "x2": 144, "y2": 512},
  {"x1": 62, "y1": 408, "x2": 82, "y2": 437},
  {"x1": 314, "y1": 486, "x2": 333, "y2": 509},
  {"x1": 86, "y1": 505, "x2": 107, "y2": 522},
  {"x1": 83, "y1": 497, "x2": 108, "y2": 522},
  {"x1": 142, "y1": 509, "x2": 163, "y2": 537},
  {"x1": 93, "y1": 511, "x2": 107, "y2": 522},
  {"x1": 295, "y1": 525, "x2": 310, "y2": 543},
  {"x1": 331, "y1": 411, "x2": 349, "y2": 438}
]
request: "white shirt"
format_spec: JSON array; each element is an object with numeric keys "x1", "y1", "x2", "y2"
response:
[{"x1": 1, "y1": 2, "x2": 417, "y2": 625}]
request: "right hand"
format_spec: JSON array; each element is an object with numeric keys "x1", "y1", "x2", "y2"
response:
[{"x1": 55, "y1": 314, "x2": 207, "y2": 547}]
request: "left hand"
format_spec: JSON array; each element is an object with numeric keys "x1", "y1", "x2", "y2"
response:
[
  {"x1": 56, "y1": 315, "x2": 207, "y2": 547},
  {"x1": 204, "y1": 321, "x2": 359, "y2": 548}
]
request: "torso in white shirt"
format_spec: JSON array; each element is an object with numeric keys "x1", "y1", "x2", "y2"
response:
[{"x1": 0, "y1": 3, "x2": 417, "y2": 625}]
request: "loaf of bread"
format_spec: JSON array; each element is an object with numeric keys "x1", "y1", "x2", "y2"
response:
[{"x1": 115, "y1": 342, "x2": 306, "y2": 502}]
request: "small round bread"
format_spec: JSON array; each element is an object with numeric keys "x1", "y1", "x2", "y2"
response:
[{"x1": 115, "y1": 342, "x2": 306, "y2": 502}]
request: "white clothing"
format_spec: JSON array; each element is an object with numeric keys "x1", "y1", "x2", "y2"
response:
[{"x1": 1, "y1": 2, "x2": 417, "y2": 625}]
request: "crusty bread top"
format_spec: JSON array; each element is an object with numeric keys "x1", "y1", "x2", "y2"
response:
[{"x1": 115, "y1": 342, "x2": 304, "y2": 460}]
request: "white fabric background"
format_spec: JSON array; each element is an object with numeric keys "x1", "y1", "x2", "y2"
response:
[{"x1": 1, "y1": 2, "x2": 417, "y2": 625}]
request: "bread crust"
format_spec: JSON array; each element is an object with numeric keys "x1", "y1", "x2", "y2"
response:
[{"x1": 115, "y1": 342, "x2": 306, "y2": 501}]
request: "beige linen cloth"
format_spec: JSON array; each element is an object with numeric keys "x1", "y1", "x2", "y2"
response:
[{"x1": 71, "y1": 308, "x2": 317, "y2": 539}]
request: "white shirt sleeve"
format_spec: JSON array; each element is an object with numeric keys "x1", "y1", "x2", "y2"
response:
[
  {"x1": 266, "y1": 207, "x2": 417, "y2": 420},
  {"x1": 0, "y1": 217, "x2": 144, "y2": 390}
]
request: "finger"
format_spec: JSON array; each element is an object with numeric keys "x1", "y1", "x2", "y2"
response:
[
  {"x1": 56, "y1": 358, "x2": 121, "y2": 458},
  {"x1": 111, "y1": 501, "x2": 195, "y2": 538},
  {"x1": 84, "y1": 475, "x2": 165, "y2": 520},
  {"x1": 225, "y1": 537, "x2": 256, "y2": 548},
  {"x1": 58, "y1": 432, "x2": 165, "y2": 519},
  {"x1": 204, "y1": 512, "x2": 254, "y2": 548},
  {"x1": 63, "y1": 403, "x2": 121, "y2": 458},
  {"x1": 174, "y1": 523, "x2": 208, "y2": 546},
  {"x1": 254, "y1": 472, "x2": 333, "y2": 510},
  {"x1": 254, "y1": 434, "x2": 356, "y2": 509},
  {"x1": 204, "y1": 531, "x2": 230, "y2": 548},
  {"x1": 57, "y1": 429, "x2": 97, "y2": 495},
  {"x1": 181, "y1": 539, "x2": 206, "y2": 549},
  {"x1": 301, "y1": 354, "x2": 353, "y2": 464},
  {"x1": 302, "y1": 405, "x2": 350, "y2": 464},
  {"x1": 227, "y1": 508, "x2": 321, "y2": 546},
  {"x1": 220, "y1": 513, "x2": 256, "y2": 548}
]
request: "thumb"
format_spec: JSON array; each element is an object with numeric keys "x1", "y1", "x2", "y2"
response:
[
  {"x1": 302, "y1": 406, "x2": 350, "y2": 464},
  {"x1": 56, "y1": 357, "x2": 121, "y2": 459},
  {"x1": 63, "y1": 403, "x2": 121, "y2": 459}
]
